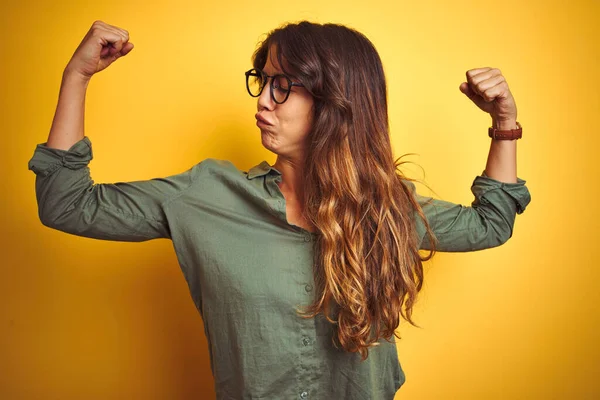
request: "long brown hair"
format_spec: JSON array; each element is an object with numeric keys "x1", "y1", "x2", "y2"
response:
[{"x1": 251, "y1": 20, "x2": 439, "y2": 360}]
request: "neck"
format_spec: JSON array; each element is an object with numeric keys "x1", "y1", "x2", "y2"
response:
[{"x1": 272, "y1": 155, "x2": 305, "y2": 203}]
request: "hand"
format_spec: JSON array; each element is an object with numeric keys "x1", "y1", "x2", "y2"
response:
[
  {"x1": 64, "y1": 20, "x2": 134, "y2": 81},
  {"x1": 459, "y1": 67, "x2": 517, "y2": 124}
]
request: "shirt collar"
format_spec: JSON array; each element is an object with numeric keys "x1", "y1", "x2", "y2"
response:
[{"x1": 246, "y1": 161, "x2": 282, "y2": 180}]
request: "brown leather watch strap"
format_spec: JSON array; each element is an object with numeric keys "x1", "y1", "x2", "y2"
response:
[{"x1": 488, "y1": 121, "x2": 522, "y2": 140}]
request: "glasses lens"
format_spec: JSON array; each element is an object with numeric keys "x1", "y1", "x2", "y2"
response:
[
  {"x1": 272, "y1": 75, "x2": 291, "y2": 103},
  {"x1": 246, "y1": 69, "x2": 264, "y2": 97}
]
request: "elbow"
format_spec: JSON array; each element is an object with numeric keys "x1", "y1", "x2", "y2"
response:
[
  {"x1": 37, "y1": 201, "x2": 77, "y2": 231},
  {"x1": 36, "y1": 186, "x2": 90, "y2": 230},
  {"x1": 38, "y1": 208, "x2": 62, "y2": 230},
  {"x1": 38, "y1": 205, "x2": 55, "y2": 228},
  {"x1": 39, "y1": 214, "x2": 53, "y2": 228},
  {"x1": 493, "y1": 220, "x2": 514, "y2": 247},
  {"x1": 475, "y1": 206, "x2": 515, "y2": 248},
  {"x1": 500, "y1": 227, "x2": 514, "y2": 246},
  {"x1": 468, "y1": 218, "x2": 513, "y2": 250}
]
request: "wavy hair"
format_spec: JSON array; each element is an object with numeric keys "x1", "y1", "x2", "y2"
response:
[{"x1": 251, "y1": 20, "x2": 440, "y2": 360}]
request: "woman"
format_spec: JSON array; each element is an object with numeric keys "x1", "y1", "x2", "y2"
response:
[{"x1": 28, "y1": 20, "x2": 531, "y2": 399}]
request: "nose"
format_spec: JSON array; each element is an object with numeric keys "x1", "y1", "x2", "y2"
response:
[{"x1": 257, "y1": 77, "x2": 275, "y2": 110}]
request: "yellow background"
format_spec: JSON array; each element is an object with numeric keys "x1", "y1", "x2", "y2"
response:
[{"x1": 2, "y1": 0, "x2": 598, "y2": 398}]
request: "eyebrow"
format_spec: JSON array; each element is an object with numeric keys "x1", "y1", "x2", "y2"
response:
[
  {"x1": 263, "y1": 68, "x2": 299, "y2": 81},
  {"x1": 262, "y1": 68, "x2": 281, "y2": 75}
]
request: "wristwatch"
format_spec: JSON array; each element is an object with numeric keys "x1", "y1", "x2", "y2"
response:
[{"x1": 488, "y1": 121, "x2": 522, "y2": 140}]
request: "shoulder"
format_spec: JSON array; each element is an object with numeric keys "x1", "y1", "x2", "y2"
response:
[
  {"x1": 400, "y1": 178, "x2": 416, "y2": 192},
  {"x1": 196, "y1": 158, "x2": 239, "y2": 171},
  {"x1": 191, "y1": 158, "x2": 246, "y2": 182}
]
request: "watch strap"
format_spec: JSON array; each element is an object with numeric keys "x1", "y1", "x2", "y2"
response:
[{"x1": 488, "y1": 121, "x2": 522, "y2": 140}]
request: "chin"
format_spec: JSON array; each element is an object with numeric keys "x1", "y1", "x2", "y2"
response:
[{"x1": 261, "y1": 131, "x2": 280, "y2": 152}]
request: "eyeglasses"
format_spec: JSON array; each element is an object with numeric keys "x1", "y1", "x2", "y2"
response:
[{"x1": 245, "y1": 68, "x2": 305, "y2": 104}]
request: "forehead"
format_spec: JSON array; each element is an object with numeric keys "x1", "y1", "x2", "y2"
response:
[{"x1": 263, "y1": 44, "x2": 285, "y2": 74}]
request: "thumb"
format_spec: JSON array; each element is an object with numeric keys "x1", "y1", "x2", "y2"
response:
[
  {"x1": 459, "y1": 81, "x2": 488, "y2": 110},
  {"x1": 459, "y1": 82, "x2": 477, "y2": 98},
  {"x1": 119, "y1": 42, "x2": 134, "y2": 56}
]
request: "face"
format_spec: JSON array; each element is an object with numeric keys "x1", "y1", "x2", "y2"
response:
[{"x1": 256, "y1": 44, "x2": 314, "y2": 161}]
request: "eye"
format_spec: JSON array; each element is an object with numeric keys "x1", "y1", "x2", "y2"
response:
[{"x1": 273, "y1": 75, "x2": 290, "y2": 92}]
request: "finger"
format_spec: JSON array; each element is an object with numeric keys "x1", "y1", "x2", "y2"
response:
[
  {"x1": 106, "y1": 34, "x2": 127, "y2": 53},
  {"x1": 110, "y1": 26, "x2": 130, "y2": 44},
  {"x1": 99, "y1": 25, "x2": 128, "y2": 50},
  {"x1": 466, "y1": 67, "x2": 492, "y2": 83},
  {"x1": 469, "y1": 71, "x2": 505, "y2": 97},
  {"x1": 476, "y1": 74, "x2": 505, "y2": 94},
  {"x1": 109, "y1": 33, "x2": 128, "y2": 53},
  {"x1": 482, "y1": 81, "x2": 508, "y2": 102},
  {"x1": 92, "y1": 25, "x2": 122, "y2": 45},
  {"x1": 107, "y1": 24, "x2": 129, "y2": 39},
  {"x1": 97, "y1": 31, "x2": 125, "y2": 56},
  {"x1": 469, "y1": 68, "x2": 503, "y2": 88},
  {"x1": 92, "y1": 21, "x2": 122, "y2": 38},
  {"x1": 104, "y1": 39, "x2": 124, "y2": 56}
]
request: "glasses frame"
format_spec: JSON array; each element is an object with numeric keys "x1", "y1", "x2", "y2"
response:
[{"x1": 245, "y1": 68, "x2": 305, "y2": 104}]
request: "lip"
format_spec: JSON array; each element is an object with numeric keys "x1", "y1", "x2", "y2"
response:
[{"x1": 255, "y1": 113, "x2": 274, "y2": 126}]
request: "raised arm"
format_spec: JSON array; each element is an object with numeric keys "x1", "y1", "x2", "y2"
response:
[
  {"x1": 411, "y1": 66, "x2": 530, "y2": 251},
  {"x1": 47, "y1": 20, "x2": 134, "y2": 151},
  {"x1": 28, "y1": 21, "x2": 198, "y2": 242},
  {"x1": 28, "y1": 136, "x2": 201, "y2": 241},
  {"x1": 407, "y1": 172, "x2": 531, "y2": 252}
]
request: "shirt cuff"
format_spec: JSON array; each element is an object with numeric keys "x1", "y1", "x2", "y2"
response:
[
  {"x1": 473, "y1": 170, "x2": 531, "y2": 214},
  {"x1": 27, "y1": 136, "x2": 93, "y2": 177}
]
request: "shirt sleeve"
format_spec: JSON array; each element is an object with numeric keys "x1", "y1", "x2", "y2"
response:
[
  {"x1": 27, "y1": 136, "x2": 199, "y2": 242},
  {"x1": 406, "y1": 171, "x2": 532, "y2": 252}
]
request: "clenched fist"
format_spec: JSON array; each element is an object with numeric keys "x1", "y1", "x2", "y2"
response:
[
  {"x1": 459, "y1": 67, "x2": 517, "y2": 124},
  {"x1": 65, "y1": 20, "x2": 134, "y2": 81}
]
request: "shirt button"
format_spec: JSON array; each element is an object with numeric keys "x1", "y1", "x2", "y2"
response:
[
  {"x1": 302, "y1": 337, "x2": 311, "y2": 346},
  {"x1": 300, "y1": 391, "x2": 308, "y2": 399},
  {"x1": 305, "y1": 284, "x2": 313, "y2": 292},
  {"x1": 304, "y1": 235, "x2": 311, "y2": 242}
]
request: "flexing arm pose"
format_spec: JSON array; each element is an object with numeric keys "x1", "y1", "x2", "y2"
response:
[{"x1": 47, "y1": 20, "x2": 134, "y2": 151}]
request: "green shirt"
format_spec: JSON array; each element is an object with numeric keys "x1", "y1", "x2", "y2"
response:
[{"x1": 27, "y1": 136, "x2": 531, "y2": 399}]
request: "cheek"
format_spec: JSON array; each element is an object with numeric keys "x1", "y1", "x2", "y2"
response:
[
  {"x1": 293, "y1": 103, "x2": 314, "y2": 128},
  {"x1": 302, "y1": 108, "x2": 314, "y2": 132},
  {"x1": 288, "y1": 114, "x2": 312, "y2": 136},
  {"x1": 276, "y1": 98, "x2": 314, "y2": 133}
]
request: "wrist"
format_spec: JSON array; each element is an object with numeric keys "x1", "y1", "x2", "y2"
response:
[
  {"x1": 63, "y1": 67, "x2": 91, "y2": 87},
  {"x1": 492, "y1": 118, "x2": 518, "y2": 130}
]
